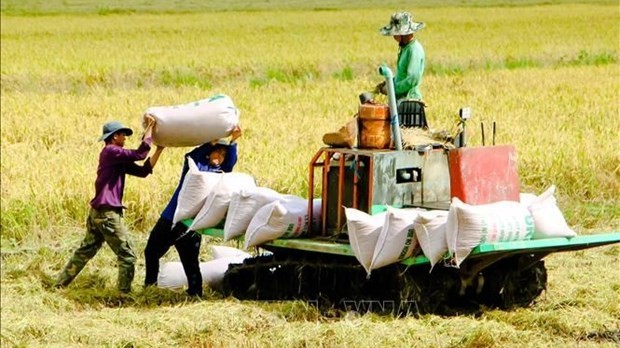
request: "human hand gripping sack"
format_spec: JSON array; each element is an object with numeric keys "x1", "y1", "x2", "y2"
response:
[
  {"x1": 230, "y1": 125, "x2": 243, "y2": 144},
  {"x1": 143, "y1": 114, "x2": 157, "y2": 139}
]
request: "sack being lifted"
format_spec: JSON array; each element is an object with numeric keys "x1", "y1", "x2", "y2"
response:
[{"x1": 144, "y1": 94, "x2": 240, "y2": 147}]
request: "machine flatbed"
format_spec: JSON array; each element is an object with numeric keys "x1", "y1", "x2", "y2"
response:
[{"x1": 191, "y1": 223, "x2": 619, "y2": 267}]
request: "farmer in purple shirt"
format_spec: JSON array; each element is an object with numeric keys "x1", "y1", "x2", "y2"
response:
[
  {"x1": 56, "y1": 116, "x2": 164, "y2": 293},
  {"x1": 144, "y1": 126, "x2": 242, "y2": 297}
]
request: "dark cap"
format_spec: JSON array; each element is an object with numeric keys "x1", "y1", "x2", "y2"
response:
[{"x1": 99, "y1": 121, "x2": 133, "y2": 141}]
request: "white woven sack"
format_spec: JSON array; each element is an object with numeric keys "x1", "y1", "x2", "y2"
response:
[
  {"x1": 223, "y1": 187, "x2": 283, "y2": 241},
  {"x1": 370, "y1": 207, "x2": 426, "y2": 272},
  {"x1": 413, "y1": 211, "x2": 449, "y2": 271},
  {"x1": 345, "y1": 208, "x2": 387, "y2": 274},
  {"x1": 519, "y1": 192, "x2": 538, "y2": 208},
  {"x1": 210, "y1": 245, "x2": 252, "y2": 260},
  {"x1": 243, "y1": 197, "x2": 320, "y2": 249},
  {"x1": 156, "y1": 261, "x2": 187, "y2": 290},
  {"x1": 189, "y1": 172, "x2": 256, "y2": 231},
  {"x1": 446, "y1": 197, "x2": 534, "y2": 267},
  {"x1": 200, "y1": 256, "x2": 247, "y2": 289},
  {"x1": 157, "y1": 257, "x2": 248, "y2": 291},
  {"x1": 144, "y1": 94, "x2": 240, "y2": 147},
  {"x1": 528, "y1": 185, "x2": 576, "y2": 239},
  {"x1": 172, "y1": 158, "x2": 223, "y2": 223}
]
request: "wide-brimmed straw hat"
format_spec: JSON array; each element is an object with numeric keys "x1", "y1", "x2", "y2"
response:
[
  {"x1": 379, "y1": 11, "x2": 425, "y2": 36},
  {"x1": 99, "y1": 121, "x2": 133, "y2": 141}
]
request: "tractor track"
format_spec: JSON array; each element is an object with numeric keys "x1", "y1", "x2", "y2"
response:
[{"x1": 221, "y1": 250, "x2": 547, "y2": 316}]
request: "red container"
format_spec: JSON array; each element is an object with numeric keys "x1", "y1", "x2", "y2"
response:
[{"x1": 448, "y1": 145, "x2": 520, "y2": 205}]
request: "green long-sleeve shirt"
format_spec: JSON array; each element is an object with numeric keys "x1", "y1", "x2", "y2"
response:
[{"x1": 394, "y1": 39, "x2": 425, "y2": 101}]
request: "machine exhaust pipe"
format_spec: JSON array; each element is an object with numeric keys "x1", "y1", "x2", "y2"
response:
[{"x1": 378, "y1": 64, "x2": 403, "y2": 151}]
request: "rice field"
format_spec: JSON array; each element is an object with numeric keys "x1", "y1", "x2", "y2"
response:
[{"x1": 1, "y1": 1, "x2": 619, "y2": 347}]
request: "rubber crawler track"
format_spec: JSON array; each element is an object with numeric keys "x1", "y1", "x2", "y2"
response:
[{"x1": 221, "y1": 250, "x2": 547, "y2": 316}]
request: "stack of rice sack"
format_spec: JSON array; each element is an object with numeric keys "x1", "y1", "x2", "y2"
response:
[
  {"x1": 145, "y1": 94, "x2": 324, "y2": 241},
  {"x1": 345, "y1": 207, "x2": 447, "y2": 276},
  {"x1": 172, "y1": 161, "x2": 322, "y2": 248},
  {"x1": 215, "y1": 184, "x2": 322, "y2": 247},
  {"x1": 239, "y1": 195, "x2": 322, "y2": 249},
  {"x1": 344, "y1": 185, "x2": 576, "y2": 274},
  {"x1": 144, "y1": 94, "x2": 323, "y2": 246},
  {"x1": 171, "y1": 157, "x2": 257, "y2": 230}
]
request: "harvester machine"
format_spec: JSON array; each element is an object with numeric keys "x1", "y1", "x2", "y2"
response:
[{"x1": 191, "y1": 66, "x2": 620, "y2": 315}]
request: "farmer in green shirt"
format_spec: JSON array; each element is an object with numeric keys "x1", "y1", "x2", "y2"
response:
[{"x1": 375, "y1": 11, "x2": 428, "y2": 128}]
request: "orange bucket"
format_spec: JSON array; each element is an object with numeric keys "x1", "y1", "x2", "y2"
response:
[{"x1": 358, "y1": 104, "x2": 391, "y2": 149}]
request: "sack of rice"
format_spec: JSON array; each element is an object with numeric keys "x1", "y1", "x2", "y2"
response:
[
  {"x1": 369, "y1": 207, "x2": 425, "y2": 272},
  {"x1": 413, "y1": 211, "x2": 449, "y2": 270},
  {"x1": 144, "y1": 94, "x2": 240, "y2": 147},
  {"x1": 189, "y1": 172, "x2": 256, "y2": 231},
  {"x1": 200, "y1": 256, "x2": 248, "y2": 289},
  {"x1": 519, "y1": 192, "x2": 538, "y2": 208},
  {"x1": 344, "y1": 208, "x2": 387, "y2": 274},
  {"x1": 243, "y1": 197, "x2": 321, "y2": 249},
  {"x1": 527, "y1": 185, "x2": 576, "y2": 239},
  {"x1": 158, "y1": 256, "x2": 249, "y2": 291},
  {"x1": 223, "y1": 187, "x2": 283, "y2": 241},
  {"x1": 446, "y1": 197, "x2": 534, "y2": 267},
  {"x1": 156, "y1": 261, "x2": 187, "y2": 290},
  {"x1": 210, "y1": 245, "x2": 252, "y2": 260},
  {"x1": 172, "y1": 158, "x2": 222, "y2": 223}
]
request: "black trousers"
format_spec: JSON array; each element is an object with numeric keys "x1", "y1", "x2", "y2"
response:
[{"x1": 144, "y1": 217, "x2": 203, "y2": 296}]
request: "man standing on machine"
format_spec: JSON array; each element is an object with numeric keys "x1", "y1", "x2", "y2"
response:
[{"x1": 375, "y1": 11, "x2": 428, "y2": 129}]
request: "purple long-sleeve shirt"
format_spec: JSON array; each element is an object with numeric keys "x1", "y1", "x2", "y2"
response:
[{"x1": 89, "y1": 136, "x2": 153, "y2": 210}]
